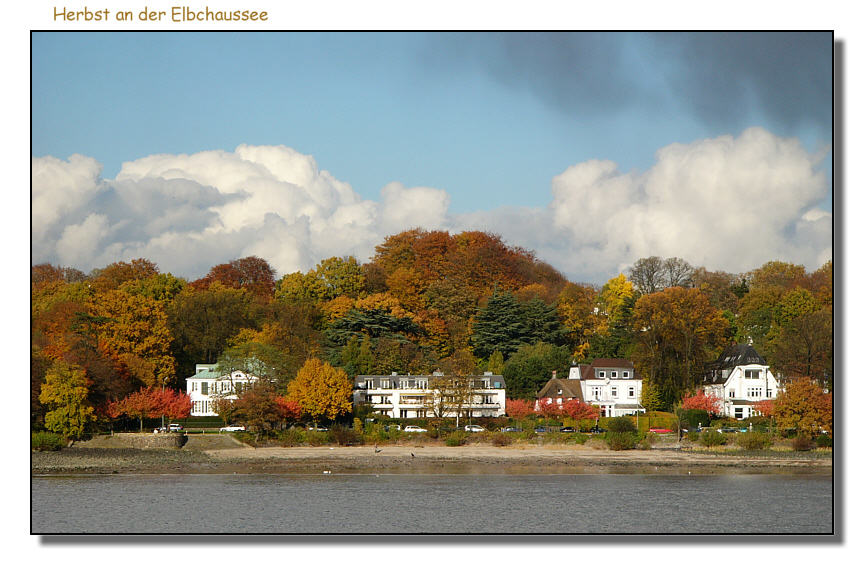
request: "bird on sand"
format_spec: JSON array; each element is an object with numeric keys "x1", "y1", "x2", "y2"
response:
[{"x1": 374, "y1": 443, "x2": 381, "y2": 453}]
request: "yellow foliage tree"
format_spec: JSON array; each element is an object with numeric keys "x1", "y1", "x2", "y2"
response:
[
  {"x1": 39, "y1": 361, "x2": 96, "y2": 439},
  {"x1": 89, "y1": 289, "x2": 176, "y2": 388},
  {"x1": 286, "y1": 358, "x2": 354, "y2": 423}
]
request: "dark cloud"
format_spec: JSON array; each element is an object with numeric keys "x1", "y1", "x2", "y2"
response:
[
  {"x1": 650, "y1": 32, "x2": 833, "y2": 135},
  {"x1": 425, "y1": 32, "x2": 832, "y2": 139}
]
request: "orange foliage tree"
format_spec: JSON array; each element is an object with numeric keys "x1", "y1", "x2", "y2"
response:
[{"x1": 681, "y1": 390, "x2": 724, "y2": 416}]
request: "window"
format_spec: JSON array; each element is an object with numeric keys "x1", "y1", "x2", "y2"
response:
[
  {"x1": 400, "y1": 379, "x2": 410, "y2": 389},
  {"x1": 482, "y1": 379, "x2": 491, "y2": 389},
  {"x1": 747, "y1": 388, "x2": 763, "y2": 398},
  {"x1": 400, "y1": 410, "x2": 408, "y2": 418},
  {"x1": 365, "y1": 379, "x2": 374, "y2": 389},
  {"x1": 745, "y1": 370, "x2": 761, "y2": 379},
  {"x1": 598, "y1": 371, "x2": 606, "y2": 379},
  {"x1": 622, "y1": 371, "x2": 629, "y2": 379},
  {"x1": 201, "y1": 382, "x2": 209, "y2": 395},
  {"x1": 767, "y1": 389, "x2": 773, "y2": 398},
  {"x1": 628, "y1": 387, "x2": 635, "y2": 398},
  {"x1": 735, "y1": 408, "x2": 744, "y2": 419},
  {"x1": 416, "y1": 379, "x2": 427, "y2": 389},
  {"x1": 611, "y1": 371, "x2": 618, "y2": 379},
  {"x1": 729, "y1": 389, "x2": 735, "y2": 398},
  {"x1": 381, "y1": 379, "x2": 390, "y2": 389},
  {"x1": 592, "y1": 386, "x2": 602, "y2": 399},
  {"x1": 611, "y1": 386, "x2": 618, "y2": 398}
]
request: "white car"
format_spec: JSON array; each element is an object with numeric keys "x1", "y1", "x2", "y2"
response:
[
  {"x1": 220, "y1": 424, "x2": 246, "y2": 432},
  {"x1": 464, "y1": 425, "x2": 486, "y2": 433},
  {"x1": 404, "y1": 425, "x2": 427, "y2": 433}
]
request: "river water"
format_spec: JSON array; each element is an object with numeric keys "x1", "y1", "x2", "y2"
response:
[{"x1": 32, "y1": 471, "x2": 832, "y2": 535}]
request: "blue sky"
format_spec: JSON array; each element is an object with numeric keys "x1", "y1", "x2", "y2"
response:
[{"x1": 32, "y1": 32, "x2": 834, "y2": 283}]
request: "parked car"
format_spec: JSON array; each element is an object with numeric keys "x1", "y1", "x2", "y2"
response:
[
  {"x1": 155, "y1": 423, "x2": 183, "y2": 433},
  {"x1": 718, "y1": 427, "x2": 740, "y2": 434},
  {"x1": 307, "y1": 425, "x2": 329, "y2": 432},
  {"x1": 534, "y1": 426, "x2": 548, "y2": 433},
  {"x1": 464, "y1": 425, "x2": 486, "y2": 433},
  {"x1": 220, "y1": 424, "x2": 245, "y2": 432},
  {"x1": 502, "y1": 426, "x2": 523, "y2": 433},
  {"x1": 649, "y1": 427, "x2": 673, "y2": 434},
  {"x1": 404, "y1": 425, "x2": 427, "y2": 433},
  {"x1": 589, "y1": 425, "x2": 607, "y2": 434},
  {"x1": 559, "y1": 426, "x2": 576, "y2": 433}
]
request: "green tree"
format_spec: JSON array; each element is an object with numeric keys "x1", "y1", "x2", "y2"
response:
[
  {"x1": 502, "y1": 342, "x2": 572, "y2": 400},
  {"x1": 39, "y1": 361, "x2": 96, "y2": 439}
]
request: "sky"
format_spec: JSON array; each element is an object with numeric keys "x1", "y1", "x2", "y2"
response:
[{"x1": 31, "y1": 31, "x2": 834, "y2": 285}]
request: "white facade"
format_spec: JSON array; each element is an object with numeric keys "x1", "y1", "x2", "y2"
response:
[
  {"x1": 702, "y1": 345, "x2": 780, "y2": 420},
  {"x1": 354, "y1": 372, "x2": 506, "y2": 419},
  {"x1": 186, "y1": 364, "x2": 259, "y2": 417},
  {"x1": 567, "y1": 359, "x2": 644, "y2": 417}
]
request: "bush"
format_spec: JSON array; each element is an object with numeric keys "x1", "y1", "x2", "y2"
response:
[
  {"x1": 816, "y1": 434, "x2": 833, "y2": 448},
  {"x1": 274, "y1": 428, "x2": 305, "y2": 447},
  {"x1": 566, "y1": 433, "x2": 589, "y2": 445},
  {"x1": 331, "y1": 425, "x2": 362, "y2": 446},
  {"x1": 306, "y1": 430, "x2": 331, "y2": 446},
  {"x1": 445, "y1": 432, "x2": 468, "y2": 446},
  {"x1": 736, "y1": 431, "x2": 773, "y2": 451},
  {"x1": 687, "y1": 430, "x2": 700, "y2": 442},
  {"x1": 32, "y1": 431, "x2": 65, "y2": 451},
  {"x1": 791, "y1": 435, "x2": 814, "y2": 451},
  {"x1": 607, "y1": 417, "x2": 637, "y2": 433},
  {"x1": 606, "y1": 431, "x2": 637, "y2": 450},
  {"x1": 491, "y1": 433, "x2": 512, "y2": 447},
  {"x1": 700, "y1": 430, "x2": 726, "y2": 448}
]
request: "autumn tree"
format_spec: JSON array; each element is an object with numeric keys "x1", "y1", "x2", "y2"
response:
[
  {"x1": 89, "y1": 289, "x2": 176, "y2": 389},
  {"x1": 167, "y1": 283, "x2": 260, "y2": 379},
  {"x1": 108, "y1": 387, "x2": 191, "y2": 432},
  {"x1": 560, "y1": 398, "x2": 600, "y2": 422},
  {"x1": 286, "y1": 358, "x2": 353, "y2": 424},
  {"x1": 631, "y1": 287, "x2": 730, "y2": 408},
  {"x1": 223, "y1": 382, "x2": 291, "y2": 439},
  {"x1": 557, "y1": 282, "x2": 601, "y2": 358},
  {"x1": 192, "y1": 256, "x2": 276, "y2": 298},
  {"x1": 39, "y1": 361, "x2": 96, "y2": 439},
  {"x1": 506, "y1": 398, "x2": 534, "y2": 421},
  {"x1": 681, "y1": 389, "x2": 724, "y2": 416},
  {"x1": 773, "y1": 378, "x2": 832, "y2": 437},
  {"x1": 767, "y1": 308, "x2": 833, "y2": 390},
  {"x1": 422, "y1": 373, "x2": 475, "y2": 429}
]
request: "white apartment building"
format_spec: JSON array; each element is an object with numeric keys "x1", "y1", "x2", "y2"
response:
[
  {"x1": 353, "y1": 372, "x2": 506, "y2": 419},
  {"x1": 186, "y1": 364, "x2": 259, "y2": 417}
]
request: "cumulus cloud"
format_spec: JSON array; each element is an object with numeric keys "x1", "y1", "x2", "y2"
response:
[{"x1": 31, "y1": 129, "x2": 831, "y2": 283}]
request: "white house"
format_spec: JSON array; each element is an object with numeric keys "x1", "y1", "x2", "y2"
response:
[
  {"x1": 186, "y1": 364, "x2": 260, "y2": 417},
  {"x1": 702, "y1": 344, "x2": 780, "y2": 420},
  {"x1": 353, "y1": 372, "x2": 506, "y2": 419},
  {"x1": 558, "y1": 358, "x2": 645, "y2": 418}
]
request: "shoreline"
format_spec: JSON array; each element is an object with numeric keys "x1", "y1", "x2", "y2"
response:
[{"x1": 31, "y1": 435, "x2": 833, "y2": 476}]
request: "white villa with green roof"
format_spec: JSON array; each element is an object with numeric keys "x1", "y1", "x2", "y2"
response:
[{"x1": 186, "y1": 364, "x2": 259, "y2": 417}]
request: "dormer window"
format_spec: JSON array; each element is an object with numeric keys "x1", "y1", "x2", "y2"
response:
[
  {"x1": 622, "y1": 371, "x2": 629, "y2": 379},
  {"x1": 598, "y1": 371, "x2": 606, "y2": 379},
  {"x1": 611, "y1": 371, "x2": 618, "y2": 379}
]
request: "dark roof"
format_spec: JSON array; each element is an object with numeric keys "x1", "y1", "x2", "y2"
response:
[
  {"x1": 578, "y1": 358, "x2": 641, "y2": 380},
  {"x1": 537, "y1": 378, "x2": 585, "y2": 402},
  {"x1": 707, "y1": 344, "x2": 768, "y2": 370}
]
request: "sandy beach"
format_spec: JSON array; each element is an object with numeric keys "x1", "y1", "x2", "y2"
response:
[{"x1": 31, "y1": 434, "x2": 833, "y2": 476}]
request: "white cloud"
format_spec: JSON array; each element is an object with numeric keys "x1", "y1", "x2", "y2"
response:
[{"x1": 31, "y1": 129, "x2": 831, "y2": 283}]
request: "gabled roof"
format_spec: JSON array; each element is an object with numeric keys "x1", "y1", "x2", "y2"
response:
[
  {"x1": 537, "y1": 378, "x2": 585, "y2": 401},
  {"x1": 707, "y1": 344, "x2": 768, "y2": 370},
  {"x1": 578, "y1": 358, "x2": 641, "y2": 380}
]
